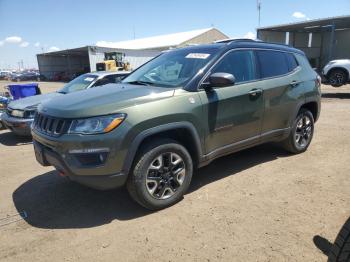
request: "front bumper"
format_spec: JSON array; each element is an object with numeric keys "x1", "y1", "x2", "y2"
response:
[
  {"x1": 2, "y1": 113, "x2": 33, "y2": 136},
  {"x1": 32, "y1": 129, "x2": 129, "y2": 190}
]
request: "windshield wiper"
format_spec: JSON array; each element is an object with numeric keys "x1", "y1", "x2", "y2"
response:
[
  {"x1": 57, "y1": 90, "x2": 67, "y2": 94},
  {"x1": 124, "y1": 80, "x2": 155, "y2": 86}
]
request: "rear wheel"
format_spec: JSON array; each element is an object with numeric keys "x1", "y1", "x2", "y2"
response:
[
  {"x1": 282, "y1": 109, "x2": 314, "y2": 154},
  {"x1": 329, "y1": 69, "x2": 347, "y2": 87},
  {"x1": 127, "y1": 139, "x2": 193, "y2": 210}
]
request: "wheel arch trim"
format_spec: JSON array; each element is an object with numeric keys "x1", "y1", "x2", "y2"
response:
[{"x1": 122, "y1": 121, "x2": 203, "y2": 175}]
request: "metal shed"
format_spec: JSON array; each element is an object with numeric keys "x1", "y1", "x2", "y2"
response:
[
  {"x1": 37, "y1": 46, "x2": 159, "y2": 80},
  {"x1": 257, "y1": 15, "x2": 350, "y2": 69},
  {"x1": 37, "y1": 28, "x2": 228, "y2": 80}
]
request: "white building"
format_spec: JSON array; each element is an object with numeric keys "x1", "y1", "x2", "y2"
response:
[{"x1": 37, "y1": 28, "x2": 228, "y2": 79}]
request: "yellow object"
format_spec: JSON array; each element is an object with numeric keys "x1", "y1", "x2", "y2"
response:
[{"x1": 103, "y1": 117, "x2": 124, "y2": 133}]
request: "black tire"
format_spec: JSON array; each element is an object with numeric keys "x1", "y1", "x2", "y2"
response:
[
  {"x1": 329, "y1": 69, "x2": 347, "y2": 87},
  {"x1": 127, "y1": 139, "x2": 193, "y2": 210},
  {"x1": 282, "y1": 108, "x2": 314, "y2": 154},
  {"x1": 328, "y1": 217, "x2": 350, "y2": 262}
]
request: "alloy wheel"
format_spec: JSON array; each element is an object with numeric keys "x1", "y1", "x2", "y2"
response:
[
  {"x1": 330, "y1": 72, "x2": 345, "y2": 86},
  {"x1": 294, "y1": 115, "x2": 313, "y2": 148},
  {"x1": 146, "y1": 152, "x2": 186, "y2": 200}
]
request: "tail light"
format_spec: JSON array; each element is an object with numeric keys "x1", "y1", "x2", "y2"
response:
[{"x1": 315, "y1": 75, "x2": 321, "y2": 92}]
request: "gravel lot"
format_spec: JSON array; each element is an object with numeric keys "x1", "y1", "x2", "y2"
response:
[{"x1": 0, "y1": 80, "x2": 349, "y2": 261}]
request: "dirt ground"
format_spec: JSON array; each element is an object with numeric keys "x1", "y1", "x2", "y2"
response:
[{"x1": 0, "y1": 80, "x2": 349, "y2": 262}]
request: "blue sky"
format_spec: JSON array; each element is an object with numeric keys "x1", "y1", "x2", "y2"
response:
[{"x1": 0, "y1": 0, "x2": 349, "y2": 69}]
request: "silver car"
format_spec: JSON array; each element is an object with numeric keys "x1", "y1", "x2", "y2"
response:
[{"x1": 2, "y1": 71, "x2": 129, "y2": 136}]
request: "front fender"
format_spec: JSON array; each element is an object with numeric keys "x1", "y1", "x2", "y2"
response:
[{"x1": 121, "y1": 121, "x2": 203, "y2": 175}]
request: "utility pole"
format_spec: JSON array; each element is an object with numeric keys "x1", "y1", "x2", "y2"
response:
[{"x1": 257, "y1": 0, "x2": 261, "y2": 27}]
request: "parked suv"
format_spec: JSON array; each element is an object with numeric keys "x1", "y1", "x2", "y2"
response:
[
  {"x1": 322, "y1": 59, "x2": 350, "y2": 87},
  {"x1": 32, "y1": 40, "x2": 321, "y2": 210},
  {"x1": 3, "y1": 71, "x2": 129, "y2": 136}
]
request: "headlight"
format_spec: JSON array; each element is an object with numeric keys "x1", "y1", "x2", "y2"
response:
[
  {"x1": 11, "y1": 109, "x2": 24, "y2": 118},
  {"x1": 68, "y1": 114, "x2": 126, "y2": 135}
]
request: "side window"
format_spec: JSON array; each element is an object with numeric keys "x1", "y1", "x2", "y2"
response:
[
  {"x1": 285, "y1": 53, "x2": 298, "y2": 72},
  {"x1": 92, "y1": 77, "x2": 110, "y2": 87},
  {"x1": 212, "y1": 50, "x2": 256, "y2": 84},
  {"x1": 105, "y1": 74, "x2": 127, "y2": 83},
  {"x1": 256, "y1": 50, "x2": 289, "y2": 78}
]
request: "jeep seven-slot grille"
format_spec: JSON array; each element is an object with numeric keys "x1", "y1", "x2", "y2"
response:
[{"x1": 33, "y1": 113, "x2": 71, "y2": 136}]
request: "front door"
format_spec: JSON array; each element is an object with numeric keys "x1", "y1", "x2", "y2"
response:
[{"x1": 198, "y1": 50, "x2": 264, "y2": 155}]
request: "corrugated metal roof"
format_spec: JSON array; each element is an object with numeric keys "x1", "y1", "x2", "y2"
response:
[
  {"x1": 96, "y1": 28, "x2": 217, "y2": 49},
  {"x1": 257, "y1": 15, "x2": 350, "y2": 31}
]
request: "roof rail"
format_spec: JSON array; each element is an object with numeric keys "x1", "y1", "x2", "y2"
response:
[{"x1": 214, "y1": 38, "x2": 259, "y2": 44}]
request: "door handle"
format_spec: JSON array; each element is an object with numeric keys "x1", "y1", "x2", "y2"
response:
[
  {"x1": 248, "y1": 88, "x2": 263, "y2": 97},
  {"x1": 290, "y1": 81, "x2": 300, "y2": 88}
]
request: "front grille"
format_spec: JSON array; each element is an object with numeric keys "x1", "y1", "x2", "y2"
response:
[{"x1": 33, "y1": 113, "x2": 71, "y2": 136}]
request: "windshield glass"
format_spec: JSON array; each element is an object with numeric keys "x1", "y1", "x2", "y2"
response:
[
  {"x1": 122, "y1": 48, "x2": 217, "y2": 88},
  {"x1": 58, "y1": 74, "x2": 98, "y2": 93}
]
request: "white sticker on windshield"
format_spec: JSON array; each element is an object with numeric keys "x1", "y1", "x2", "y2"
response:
[
  {"x1": 185, "y1": 53, "x2": 210, "y2": 59},
  {"x1": 84, "y1": 77, "x2": 95, "y2": 82}
]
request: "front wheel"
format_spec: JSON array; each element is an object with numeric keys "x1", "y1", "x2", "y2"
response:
[
  {"x1": 329, "y1": 69, "x2": 347, "y2": 87},
  {"x1": 127, "y1": 139, "x2": 193, "y2": 210},
  {"x1": 282, "y1": 109, "x2": 314, "y2": 154}
]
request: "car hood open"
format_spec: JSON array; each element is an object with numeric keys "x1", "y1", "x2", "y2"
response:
[
  {"x1": 39, "y1": 83, "x2": 175, "y2": 118},
  {"x1": 8, "y1": 92, "x2": 62, "y2": 111}
]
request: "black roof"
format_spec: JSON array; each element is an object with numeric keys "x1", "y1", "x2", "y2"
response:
[
  {"x1": 224, "y1": 39, "x2": 305, "y2": 55},
  {"x1": 173, "y1": 39, "x2": 305, "y2": 56}
]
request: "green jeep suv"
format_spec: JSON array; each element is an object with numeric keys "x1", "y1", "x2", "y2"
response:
[{"x1": 32, "y1": 40, "x2": 321, "y2": 210}]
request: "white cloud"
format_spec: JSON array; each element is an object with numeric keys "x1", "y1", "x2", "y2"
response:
[
  {"x1": 244, "y1": 31, "x2": 256, "y2": 39},
  {"x1": 34, "y1": 42, "x2": 40, "y2": 47},
  {"x1": 292, "y1": 12, "x2": 307, "y2": 19},
  {"x1": 19, "y1": 41, "x2": 29, "y2": 47},
  {"x1": 5, "y1": 36, "x2": 22, "y2": 43},
  {"x1": 49, "y1": 46, "x2": 60, "y2": 52},
  {"x1": 0, "y1": 41, "x2": 3, "y2": 47}
]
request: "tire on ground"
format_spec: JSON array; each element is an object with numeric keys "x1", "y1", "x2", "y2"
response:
[
  {"x1": 328, "y1": 217, "x2": 350, "y2": 262},
  {"x1": 127, "y1": 138, "x2": 193, "y2": 210},
  {"x1": 282, "y1": 108, "x2": 314, "y2": 154}
]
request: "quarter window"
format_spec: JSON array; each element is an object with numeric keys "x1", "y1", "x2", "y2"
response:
[
  {"x1": 285, "y1": 53, "x2": 298, "y2": 71},
  {"x1": 211, "y1": 50, "x2": 256, "y2": 84},
  {"x1": 256, "y1": 50, "x2": 289, "y2": 78}
]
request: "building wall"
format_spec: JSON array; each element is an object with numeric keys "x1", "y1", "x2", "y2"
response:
[
  {"x1": 37, "y1": 53, "x2": 90, "y2": 79},
  {"x1": 258, "y1": 28, "x2": 350, "y2": 68},
  {"x1": 334, "y1": 29, "x2": 350, "y2": 59},
  {"x1": 258, "y1": 31, "x2": 286, "y2": 43}
]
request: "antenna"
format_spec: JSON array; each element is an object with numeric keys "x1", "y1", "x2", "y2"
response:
[{"x1": 257, "y1": 0, "x2": 261, "y2": 27}]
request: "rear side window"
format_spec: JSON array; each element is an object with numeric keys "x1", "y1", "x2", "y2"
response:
[
  {"x1": 256, "y1": 50, "x2": 289, "y2": 78},
  {"x1": 212, "y1": 50, "x2": 256, "y2": 83},
  {"x1": 285, "y1": 53, "x2": 298, "y2": 71}
]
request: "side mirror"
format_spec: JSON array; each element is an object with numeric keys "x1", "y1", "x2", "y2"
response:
[{"x1": 204, "y1": 72, "x2": 235, "y2": 90}]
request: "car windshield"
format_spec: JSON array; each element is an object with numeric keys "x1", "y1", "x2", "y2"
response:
[
  {"x1": 122, "y1": 48, "x2": 217, "y2": 88},
  {"x1": 58, "y1": 74, "x2": 98, "y2": 93}
]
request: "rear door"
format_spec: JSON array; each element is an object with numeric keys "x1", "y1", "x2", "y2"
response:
[
  {"x1": 256, "y1": 50, "x2": 304, "y2": 138},
  {"x1": 198, "y1": 49, "x2": 264, "y2": 154}
]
